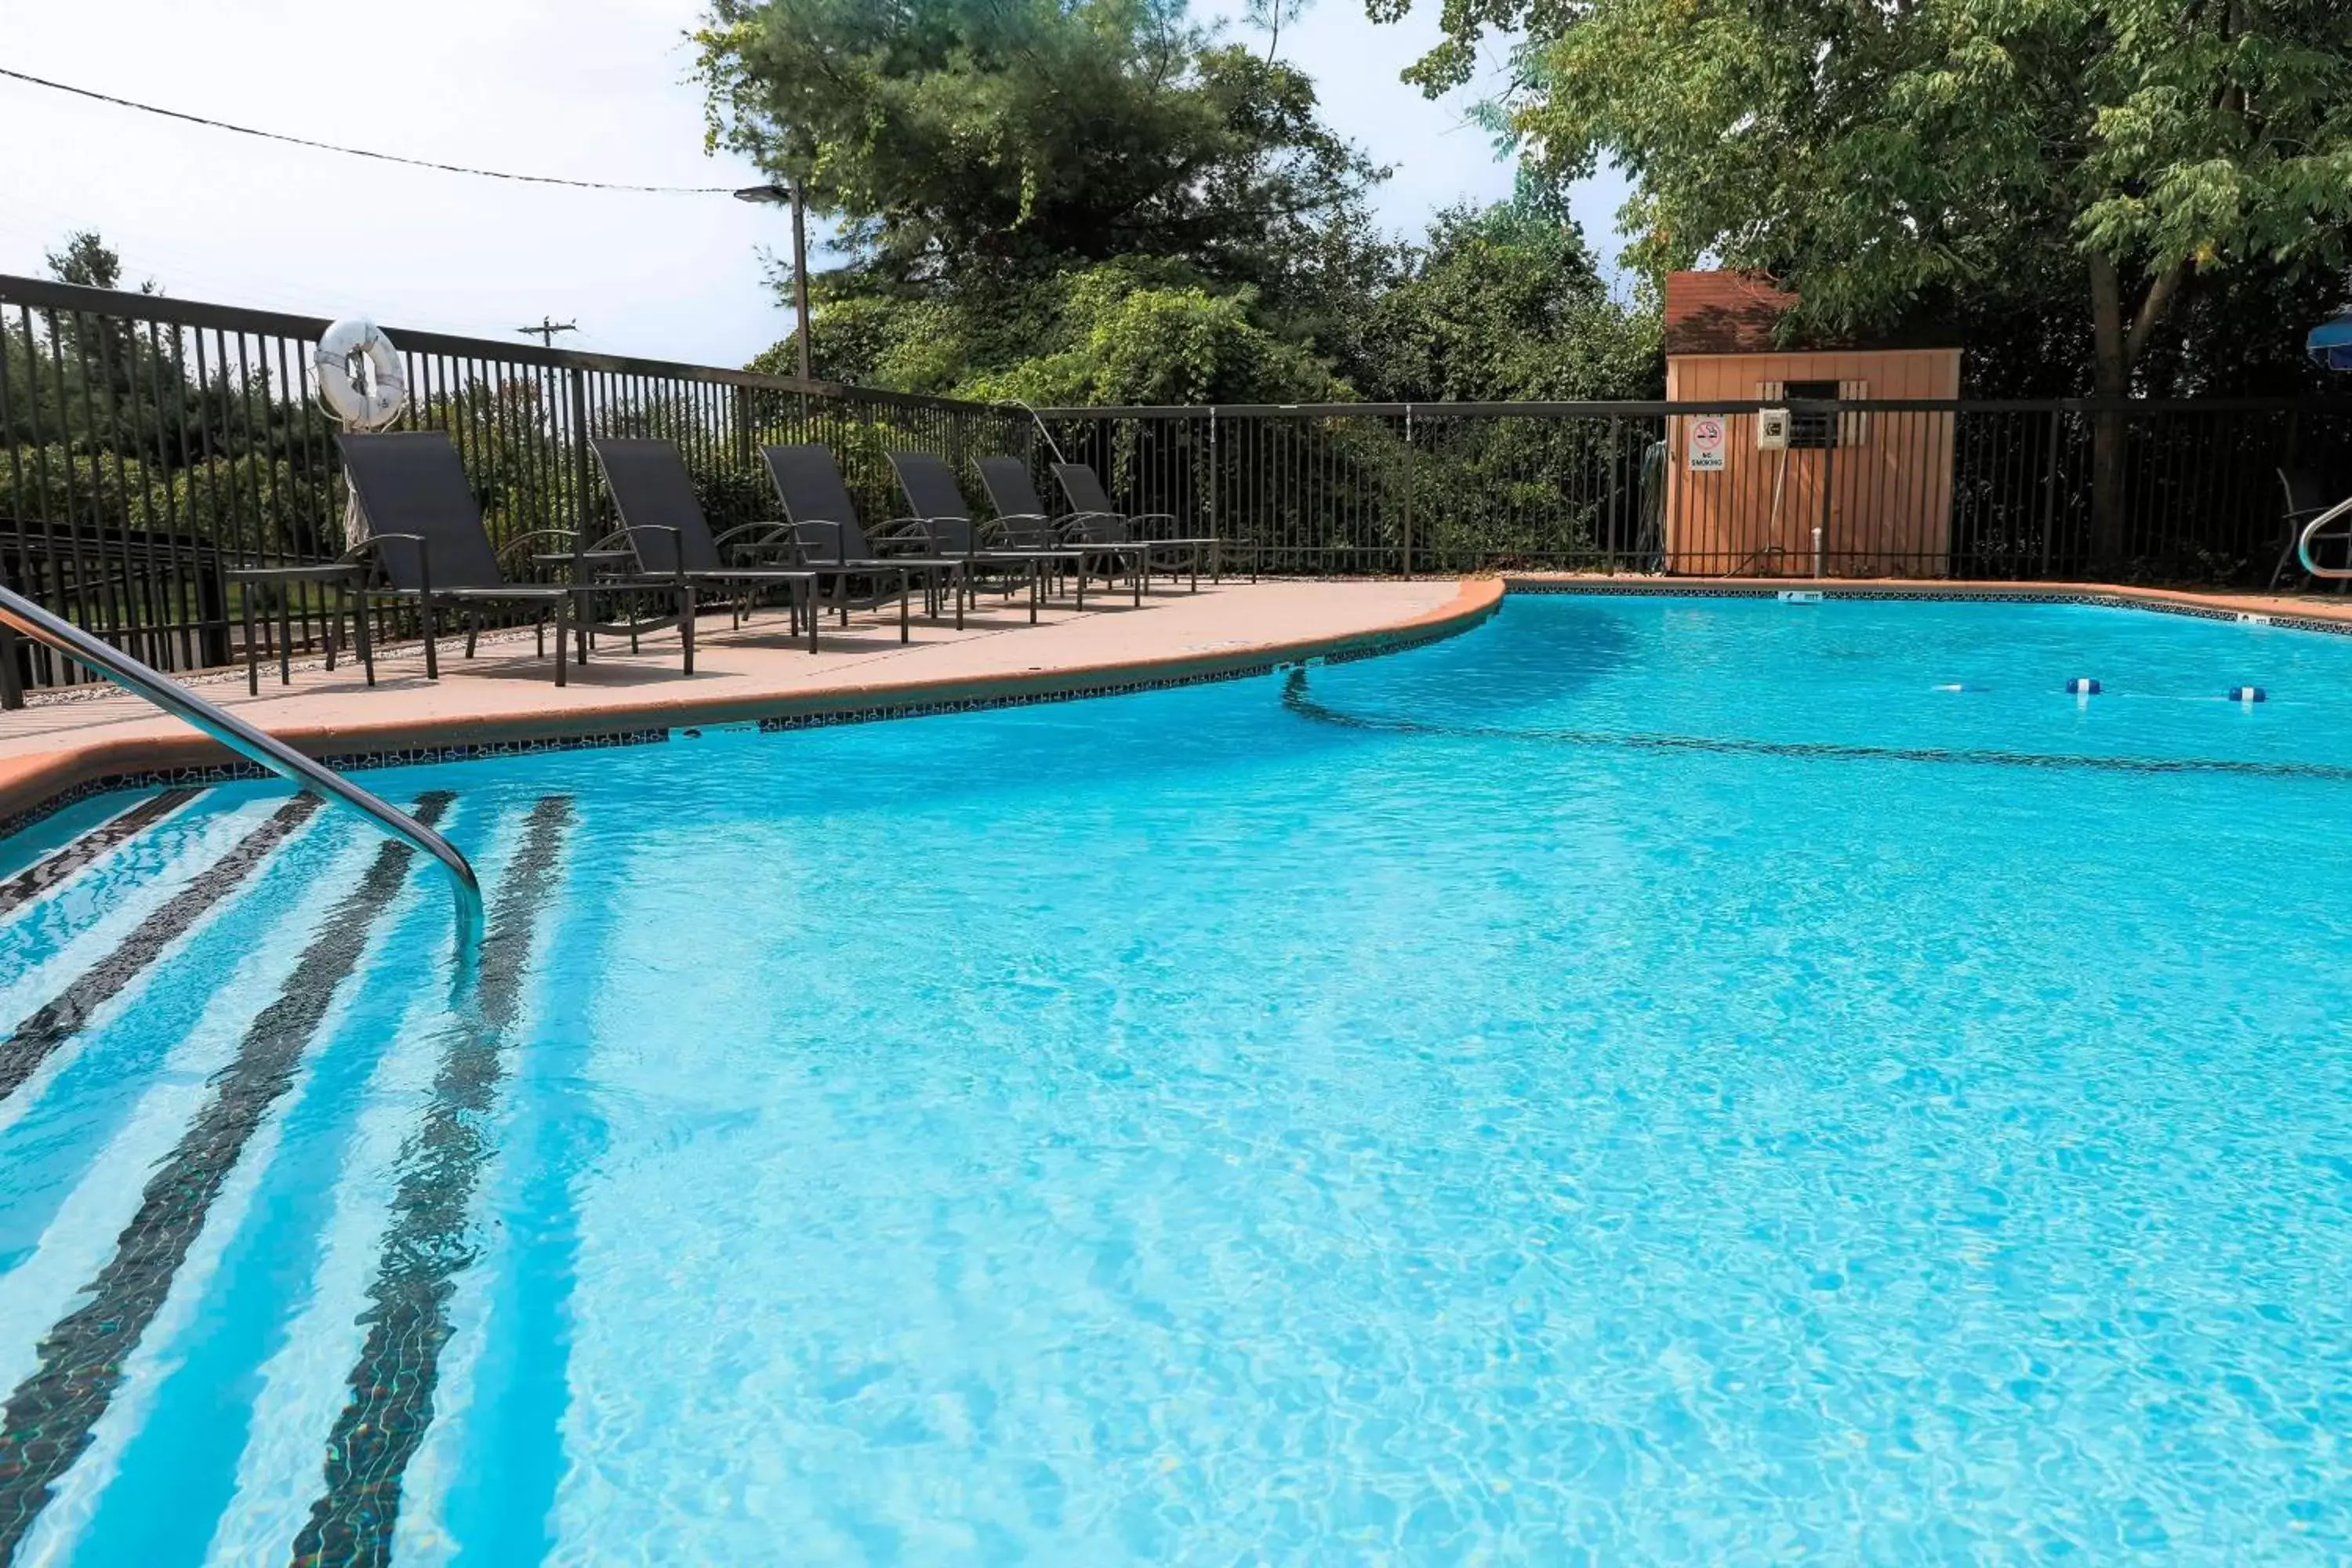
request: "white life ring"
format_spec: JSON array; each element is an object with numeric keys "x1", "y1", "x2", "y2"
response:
[{"x1": 314, "y1": 318, "x2": 407, "y2": 428}]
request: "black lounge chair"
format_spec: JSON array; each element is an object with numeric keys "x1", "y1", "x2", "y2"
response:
[
  {"x1": 760, "y1": 444, "x2": 969, "y2": 639},
  {"x1": 887, "y1": 451, "x2": 1086, "y2": 622},
  {"x1": 975, "y1": 456, "x2": 1148, "y2": 607},
  {"x1": 2270, "y1": 466, "x2": 2350, "y2": 591},
  {"x1": 590, "y1": 437, "x2": 824, "y2": 652},
  {"x1": 1051, "y1": 462, "x2": 1224, "y2": 591},
  {"x1": 336, "y1": 430, "x2": 691, "y2": 686}
]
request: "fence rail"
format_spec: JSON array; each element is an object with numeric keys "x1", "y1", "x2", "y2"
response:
[
  {"x1": 1, "y1": 273, "x2": 1029, "y2": 695},
  {"x1": 1034, "y1": 400, "x2": 2352, "y2": 583},
  {"x1": 6, "y1": 273, "x2": 2350, "y2": 696}
]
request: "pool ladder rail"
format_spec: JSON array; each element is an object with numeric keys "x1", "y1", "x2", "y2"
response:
[
  {"x1": 0, "y1": 581, "x2": 484, "y2": 954},
  {"x1": 2297, "y1": 492, "x2": 2352, "y2": 579}
]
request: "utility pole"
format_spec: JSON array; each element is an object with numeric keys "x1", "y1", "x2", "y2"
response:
[
  {"x1": 734, "y1": 180, "x2": 814, "y2": 383},
  {"x1": 516, "y1": 317, "x2": 579, "y2": 348}
]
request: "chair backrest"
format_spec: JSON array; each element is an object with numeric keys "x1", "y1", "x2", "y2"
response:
[
  {"x1": 2281, "y1": 466, "x2": 2332, "y2": 517},
  {"x1": 590, "y1": 437, "x2": 724, "y2": 574},
  {"x1": 890, "y1": 451, "x2": 971, "y2": 522},
  {"x1": 336, "y1": 431, "x2": 506, "y2": 591},
  {"x1": 1052, "y1": 462, "x2": 1123, "y2": 519},
  {"x1": 975, "y1": 456, "x2": 1047, "y2": 519},
  {"x1": 888, "y1": 452, "x2": 982, "y2": 553},
  {"x1": 1051, "y1": 463, "x2": 1132, "y2": 543},
  {"x1": 761, "y1": 444, "x2": 874, "y2": 563}
]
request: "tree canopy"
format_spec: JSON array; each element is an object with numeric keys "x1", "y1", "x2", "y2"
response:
[
  {"x1": 1374, "y1": 0, "x2": 2352, "y2": 400},
  {"x1": 699, "y1": 0, "x2": 1660, "y2": 405},
  {"x1": 696, "y1": 0, "x2": 1378, "y2": 302}
]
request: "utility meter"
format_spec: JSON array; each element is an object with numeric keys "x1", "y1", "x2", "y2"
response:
[{"x1": 1757, "y1": 407, "x2": 1792, "y2": 449}]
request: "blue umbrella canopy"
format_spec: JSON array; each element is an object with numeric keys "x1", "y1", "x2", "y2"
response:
[{"x1": 2310, "y1": 310, "x2": 2352, "y2": 371}]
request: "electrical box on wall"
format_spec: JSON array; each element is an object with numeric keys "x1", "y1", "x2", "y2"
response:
[{"x1": 1757, "y1": 408, "x2": 1791, "y2": 449}]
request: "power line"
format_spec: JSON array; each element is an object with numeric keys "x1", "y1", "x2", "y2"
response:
[
  {"x1": 0, "y1": 64, "x2": 739, "y2": 194},
  {"x1": 516, "y1": 317, "x2": 579, "y2": 347}
]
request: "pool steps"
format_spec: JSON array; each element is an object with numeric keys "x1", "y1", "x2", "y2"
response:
[{"x1": 0, "y1": 788, "x2": 574, "y2": 1565}]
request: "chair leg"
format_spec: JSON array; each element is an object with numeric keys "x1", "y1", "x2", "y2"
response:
[
  {"x1": 324, "y1": 590, "x2": 339, "y2": 673},
  {"x1": 899, "y1": 571, "x2": 911, "y2": 643},
  {"x1": 355, "y1": 591, "x2": 376, "y2": 687},
  {"x1": 679, "y1": 580, "x2": 695, "y2": 675},
  {"x1": 277, "y1": 595, "x2": 293, "y2": 687},
  {"x1": 464, "y1": 612, "x2": 478, "y2": 660},
  {"x1": 422, "y1": 599, "x2": 439, "y2": 681},
  {"x1": 2270, "y1": 532, "x2": 2299, "y2": 591},
  {"x1": 243, "y1": 590, "x2": 259, "y2": 696},
  {"x1": 805, "y1": 579, "x2": 819, "y2": 653},
  {"x1": 554, "y1": 596, "x2": 570, "y2": 687}
]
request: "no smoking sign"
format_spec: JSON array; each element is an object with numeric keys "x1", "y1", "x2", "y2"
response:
[{"x1": 1686, "y1": 416, "x2": 1726, "y2": 471}]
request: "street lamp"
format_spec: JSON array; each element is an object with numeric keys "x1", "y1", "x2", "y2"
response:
[{"x1": 734, "y1": 180, "x2": 813, "y2": 383}]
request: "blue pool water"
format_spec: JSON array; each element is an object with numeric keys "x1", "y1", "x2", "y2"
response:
[{"x1": 2, "y1": 593, "x2": 2350, "y2": 1563}]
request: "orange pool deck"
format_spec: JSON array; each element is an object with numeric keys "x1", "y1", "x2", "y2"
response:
[{"x1": 6, "y1": 573, "x2": 2350, "y2": 831}]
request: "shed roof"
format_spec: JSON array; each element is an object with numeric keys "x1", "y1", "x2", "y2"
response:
[{"x1": 1663, "y1": 270, "x2": 1801, "y2": 355}]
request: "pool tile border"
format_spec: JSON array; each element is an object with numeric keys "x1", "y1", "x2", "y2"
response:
[
  {"x1": 1501, "y1": 577, "x2": 2352, "y2": 637},
  {"x1": 13, "y1": 575, "x2": 2339, "y2": 842}
]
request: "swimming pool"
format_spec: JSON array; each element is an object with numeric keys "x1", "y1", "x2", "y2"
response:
[{"x1": 2, "y1": 592, "x2": 2348, "y2": 1563}]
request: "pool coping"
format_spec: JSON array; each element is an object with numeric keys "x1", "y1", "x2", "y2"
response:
[
  {"x1": 0, "y1": 578, "x2": 1505, "y2": 839},
  {"x1": 9, "y1": 573, "x2": 2344, "y2": 840}
]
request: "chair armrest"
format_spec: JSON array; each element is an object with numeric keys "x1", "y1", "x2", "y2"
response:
[
  {"x1": 786, "y1": 519, "x2": 853, "y2": 564},
  {"x1": 345, "y1": 532, "x2": 426, "y2": 558},
  {"x1": 712, "y1": 520, "x2": 794, "y2": 548},
  {"x1": 347, "y1": 532, "x2": 433, "y2": 594},
  {"x1": 227, "y1": 561, "x2": 365, "y2": 583},
  {"x1": 1125, "y1": 513, "x2": 1185, "y2": 540},
  {"x1": 868, "y1": 515, "x2": 938, "y2": 552},
  {"x1": 495, "y1": 528, "x2": 582, "y2": 574}
]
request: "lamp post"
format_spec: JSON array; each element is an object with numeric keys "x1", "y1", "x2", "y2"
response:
[{"x1": 734, "y1": 180, "x2": 813, "y2": 383}]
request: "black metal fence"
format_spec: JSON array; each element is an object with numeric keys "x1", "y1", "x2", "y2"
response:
[
  {"x1": 6, "y1": 271, "x2": 2350, "y2": 697},
  {"x1": 1036, "y1": 401, "x2": 2352, "y2": 581},
  {"x1": 1, "y1": 274, "x2": 1029, "y2": 695}
]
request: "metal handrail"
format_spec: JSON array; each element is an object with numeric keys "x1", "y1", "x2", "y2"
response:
[
  {"x1": 0, "y1": 583, "x2": 483, "y2": 953},
  {"x1": 2297, "y1": 493, "x2": 2352, "y2": 579}
]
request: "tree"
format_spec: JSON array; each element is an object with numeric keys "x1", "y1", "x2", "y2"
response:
[
  {"x1": 1374, "y1": 0, "x2": 2352, "y2": 564},
  {"x1": 1355, "y1": 197, "x2": 1660, "y2": 402},
  {"x1": 696, "y1": 0, "x2": 1383, "y2": 308}
]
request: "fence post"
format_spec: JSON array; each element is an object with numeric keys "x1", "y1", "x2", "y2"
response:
[
  {"x1": 1606, "y1": 416, "x2": 1623, "y2": 574},
  {"x1": 2038, "y1": 407, "x2": 2061, "y2": 579},
  {"x1": 1817, "y1": 427, "x2": 1835, "y2": 579},
  {"x1": 1206, "y1": 407, "x2": 1218, "y2": 563},
  {"x1": 1401, "y1": 404, "x2": 1414, "y2": 578},
  {"x1": 197, "y1": 557, "x2": 230, "y2": 668},
  {"x1": 567, "y1": 366, "x2": 592, "y2": 577}
]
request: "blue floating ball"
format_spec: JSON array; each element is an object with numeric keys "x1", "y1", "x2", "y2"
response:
[{"x1": 2065, "y1": 677, "x2": 2101, "y2": 695}]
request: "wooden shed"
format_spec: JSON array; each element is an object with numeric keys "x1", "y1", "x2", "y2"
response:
[{"x1": 1663, "y1": 270, "x2": 1962, "y2": 577}]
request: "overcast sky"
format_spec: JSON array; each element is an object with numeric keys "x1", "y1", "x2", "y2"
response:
[{"x1": 0, "y1": 0, "x2": 1627, "y2": 368}]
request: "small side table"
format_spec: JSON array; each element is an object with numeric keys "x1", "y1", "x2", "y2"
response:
[{"x1": 227, "y1": 563, "x2": 368, "y2": 695}]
